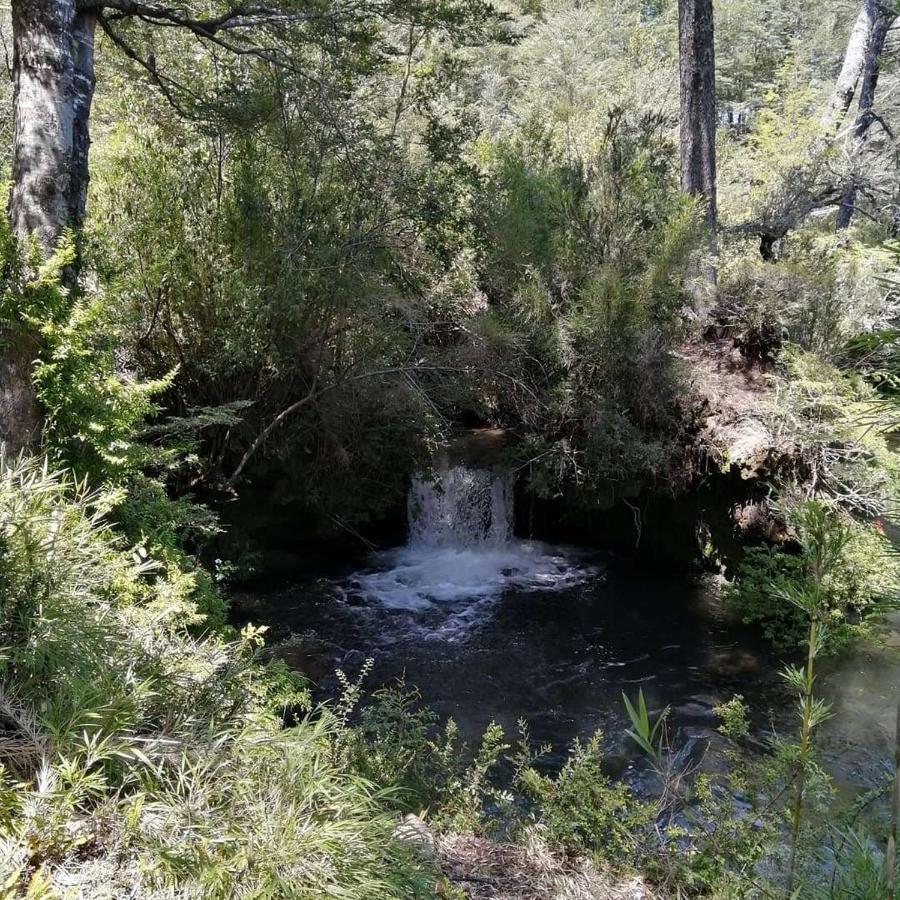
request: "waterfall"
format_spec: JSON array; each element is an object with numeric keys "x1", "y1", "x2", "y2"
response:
[
  {"x1": 407, "y1": 466, "x2": 514, "y2": 549},
  {"x1": 344, "y1": 463, "x2": 589, "y2": 622}
]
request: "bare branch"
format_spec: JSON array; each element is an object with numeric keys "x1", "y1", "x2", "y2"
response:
[
  {"x1": 81, "y1": 0, "x2": 335, "y2": 36},
  {"x1": 98, "y1": 13, "x2": 194, "y2": 116}
]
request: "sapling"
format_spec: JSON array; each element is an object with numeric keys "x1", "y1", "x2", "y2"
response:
[
  {"x1": 780, "y1": 501, "x2": 848, "y2": 895},
  {"x1": 889, "y1": 700, "x2": 899, "y2": 898}
]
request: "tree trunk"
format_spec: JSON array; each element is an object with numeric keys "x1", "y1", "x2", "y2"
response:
[
  {"x1": 822, "y1": 0, "x2": 878, "y2": 136},
  {"x1": 678, "y1": 0, "x2": 717, "y2": 237},
  {"x1": 2, "y1": 0, "x2": 96, "y2": 454},
  {"x1": 835, "y1": 7, "x2": 895, "y2": 229}
]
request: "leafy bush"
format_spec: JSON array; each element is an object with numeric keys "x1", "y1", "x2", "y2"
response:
[
  {"x1": 0, "y1": 228, "x2": 173, "y2": 484},
  {"x1": 346, "y1": 681, "x2": 514, "y2": 834},
  {"x1": 345, "y1": 681, "x2": 656, "y2": 863},
  {"x1": 725, "y1": 502, "x2": 897, "y2": 652},
  {"x1": 445, "y1": 119, "x2": 699, "y2": 495},
  {"x1": 515, "y1": 732, "x2": 652, "y2": 864},
  {"x1": 0, "y1": 458, "x2": 432, "y2": 898},
  {"x1": 772, "y1": 350, "x2": 900, "y2": 516}
]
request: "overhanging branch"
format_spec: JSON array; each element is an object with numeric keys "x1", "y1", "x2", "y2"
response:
[
  {"x1": 98, "y1": 14, "x2": 193, "y2": 116},
  {"x1": 80, "y1": 0, "x2": 337, "y2": 36}
]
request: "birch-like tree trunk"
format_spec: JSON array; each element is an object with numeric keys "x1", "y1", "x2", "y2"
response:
[
  {"x1": 1, "y1": 0, "x2": 96, "y2": 454},
  {"x1": 678, "y1": 0, "x2": 717, "y2": 280},
  {"x1": 821, "y1": 0, "x2": 879, "y2": 136},
  {"x1": 835, "y1": 7, "x2": 895, "y2": 229}
]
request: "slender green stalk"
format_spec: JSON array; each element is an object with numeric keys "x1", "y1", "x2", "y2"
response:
[
  {"x1": 784, "y1": 506, "x2": 838, "y2": 897},
  {"x1": 888, "y1": 700, "x2": 899, "y2": 900},
  {"x1": 786, "y1": 617, "x2": 818, "y2": 896}
]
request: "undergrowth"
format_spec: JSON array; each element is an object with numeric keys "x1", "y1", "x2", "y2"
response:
[{"x1": 0, "y1": 457, "x2": 429, "y2": 898}]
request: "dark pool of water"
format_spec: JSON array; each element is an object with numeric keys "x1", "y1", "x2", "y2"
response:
[
  {"x1": 239, "y1": 551, "x2": 779, "y2": 744},
  {"x1": 234, "y1": 545, "x2": 900, "y2": 804}
]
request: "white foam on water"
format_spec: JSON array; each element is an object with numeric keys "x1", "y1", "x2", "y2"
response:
[{"x1": 343, "y1": 465, "x2": 593, "y2": 623}]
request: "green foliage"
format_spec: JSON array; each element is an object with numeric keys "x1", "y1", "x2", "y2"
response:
[
  {"x1": 811, "y1": 827, "x2": 900, "y2": 899},
  {"x1": 0, "y1": 457, "x2": 230, "y2": 751},
  {"x1": 344, "y1": 682, "x2": 656, "y2": 865},
  {"x1": 33, "y1": 294, "x2": 173, "y2": 480},
  {"x1": 4, "y1": 0, "x2": 900, "y2": 894},
  {"x1": 448, "y1": 117, "x2": 698, "y2": 495},
  {"x1": 84, "y1": 29, "x2": 701, "y2": 522},
  {"x1": 725, "y1": 501, "x2": 898, "y2": 653},
  {"x1": 0, "y1": 227, "x2": 173, "y2": 484},
  {"x1": 345, "y1": 681, "x2": 512, "y2": 834},
  {"x1": 516, "y1": 731, "x2": 652, "y2": 864},
  {"x1": 0, "y1": 458, "x2": 433, "y2": 897},
  {"x1": 0, "y1": 221, "x2": 228, "y2": 628},
  {"x1": 623, "y1": 688, "x2": 670, "y2": 763},
  {"x1": 713, "y1": 694, "x2": 751, "y2": 740},
  {"x1": 775, "y1": 501, "x2": 845, "y2": 893},
  {"x1": 90, "y1": 67, "x2": 448, "y2": 528},
  {"x1": 432, "y1": 722, "x2": 510, "y2": 834}
]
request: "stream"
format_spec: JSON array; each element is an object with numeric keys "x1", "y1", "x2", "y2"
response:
[{"x1": 238, "y1": 465, "x2": 899, "y2": 800}]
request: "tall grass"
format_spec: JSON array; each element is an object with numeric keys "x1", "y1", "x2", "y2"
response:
[{"x1": 0, "y1": 456, "x2": 432, "y2": 898}]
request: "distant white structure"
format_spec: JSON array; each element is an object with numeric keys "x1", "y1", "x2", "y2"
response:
[{"x1": 719, "y1": 102, "x2": 753, "y2": 130}]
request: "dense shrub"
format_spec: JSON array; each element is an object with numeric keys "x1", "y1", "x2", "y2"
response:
[
  {"x1": 725, "y1": 502, "x2": 897, "y2": 652},
  {"x1": 515, "y1": 731, "x2": 653, "y2": 863},
  {"x1": 0, "y1": 458, "x2": 432, "y2": 898},
  {"x1": 715, "y1": 236, "x2": 899, "y2": 363},
  {"x1": 772, "y1": 349, "x2": 900, "y2": 518}
]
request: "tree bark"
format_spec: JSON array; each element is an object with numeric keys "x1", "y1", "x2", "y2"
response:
[
  {"x1": 678, "y1": 0, "x2": 717, "y2": 238},
  {"x1": 835, "y1": 7, "x2": 895, "y2": 229},
  {"x1": 822, "y1": 0, "x2": 879, "y2": 137},
  {"x1": 0, "y1": 330, "x2": 42, "y2": 456},
  {"x1": 1, "y1": 0, "x2": 96, "y2": 454}
]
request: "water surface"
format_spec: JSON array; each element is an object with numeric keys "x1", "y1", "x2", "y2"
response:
[{"x1": 239, "y1": 466, "x2": 898, "y2": 798}]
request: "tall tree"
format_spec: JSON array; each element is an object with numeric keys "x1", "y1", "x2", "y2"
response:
[
  {"x1": 821, "y1": 0, "x2": 882, "y2": 135},
  {"x1": 0, "y1": 0, "x2": 501, "y2": 454},
  {"x1": 729, "y1": 1, "x2": 891, "y2": 258},
  {"x1": 678, "y1": 0, "x2": 717, "y2": 240},
  {"x1": 835, "y1": 2, "x2": 896, "y2": 228},
  {"x1": 1, "y1": 0, "x2": 96, "y2": 453}
]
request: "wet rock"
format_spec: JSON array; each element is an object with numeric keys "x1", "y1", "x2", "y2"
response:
[
  {"x1": 343, "y1": 591, "x2": 368, "y2": 608},
  {"x1": 446, "y1": 428, "x2": 512, "y2": 468},
  {"x1": 673, "y1": 699, "x2": 717, "y2": 723},
  {"x1": 340, "y1": 649, "x2": 367, "y2": 670},
  {"x1": 671, "y1": 735, "x2": 710, "y2": 772},
  {"x1": 705, "y1": 646, "x2": 764, "y2": 677}
]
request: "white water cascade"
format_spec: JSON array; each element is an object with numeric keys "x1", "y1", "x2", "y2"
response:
[
  {"x1": 345, "y1": 465, "x2": 590, "y2": 621},
  {"x1": 407, "y1": 467, "x2": 514, "y2": 549}
]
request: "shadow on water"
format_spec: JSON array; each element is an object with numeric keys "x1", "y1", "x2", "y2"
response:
[
  {"x1": 234, "y1": 465, "x2": 899, "y2": 797},
  {"x1": 238, "y1": 573, "x2": 780, "y2": 752}
]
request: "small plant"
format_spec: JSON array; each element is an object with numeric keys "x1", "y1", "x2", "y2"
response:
[
  {"x1": 623, "y1": 688, "x2": 670, "y2": 764},
  {"x1": 724, "y1": 500, "x2": 896, "y2": 654},
  {"x1": 516, "y1": 731, "x2": 652, "y2": 864},
  {"x1": 780, "y1": 501, "x2": 846, "y2": 894},
  {"x1": 713, "y1": 694, "x2": 750, "y2": 740}
]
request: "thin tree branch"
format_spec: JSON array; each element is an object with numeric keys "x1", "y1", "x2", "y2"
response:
[
  {"x1": 81, "y1": 0, "x2": 336, "y2": 36},
  {"x1": 227, "y1": 364, "x2": 543, "y2": 484},
  {"x1": 98, "y1": 14, "x2": 193, "y2": 116}
]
